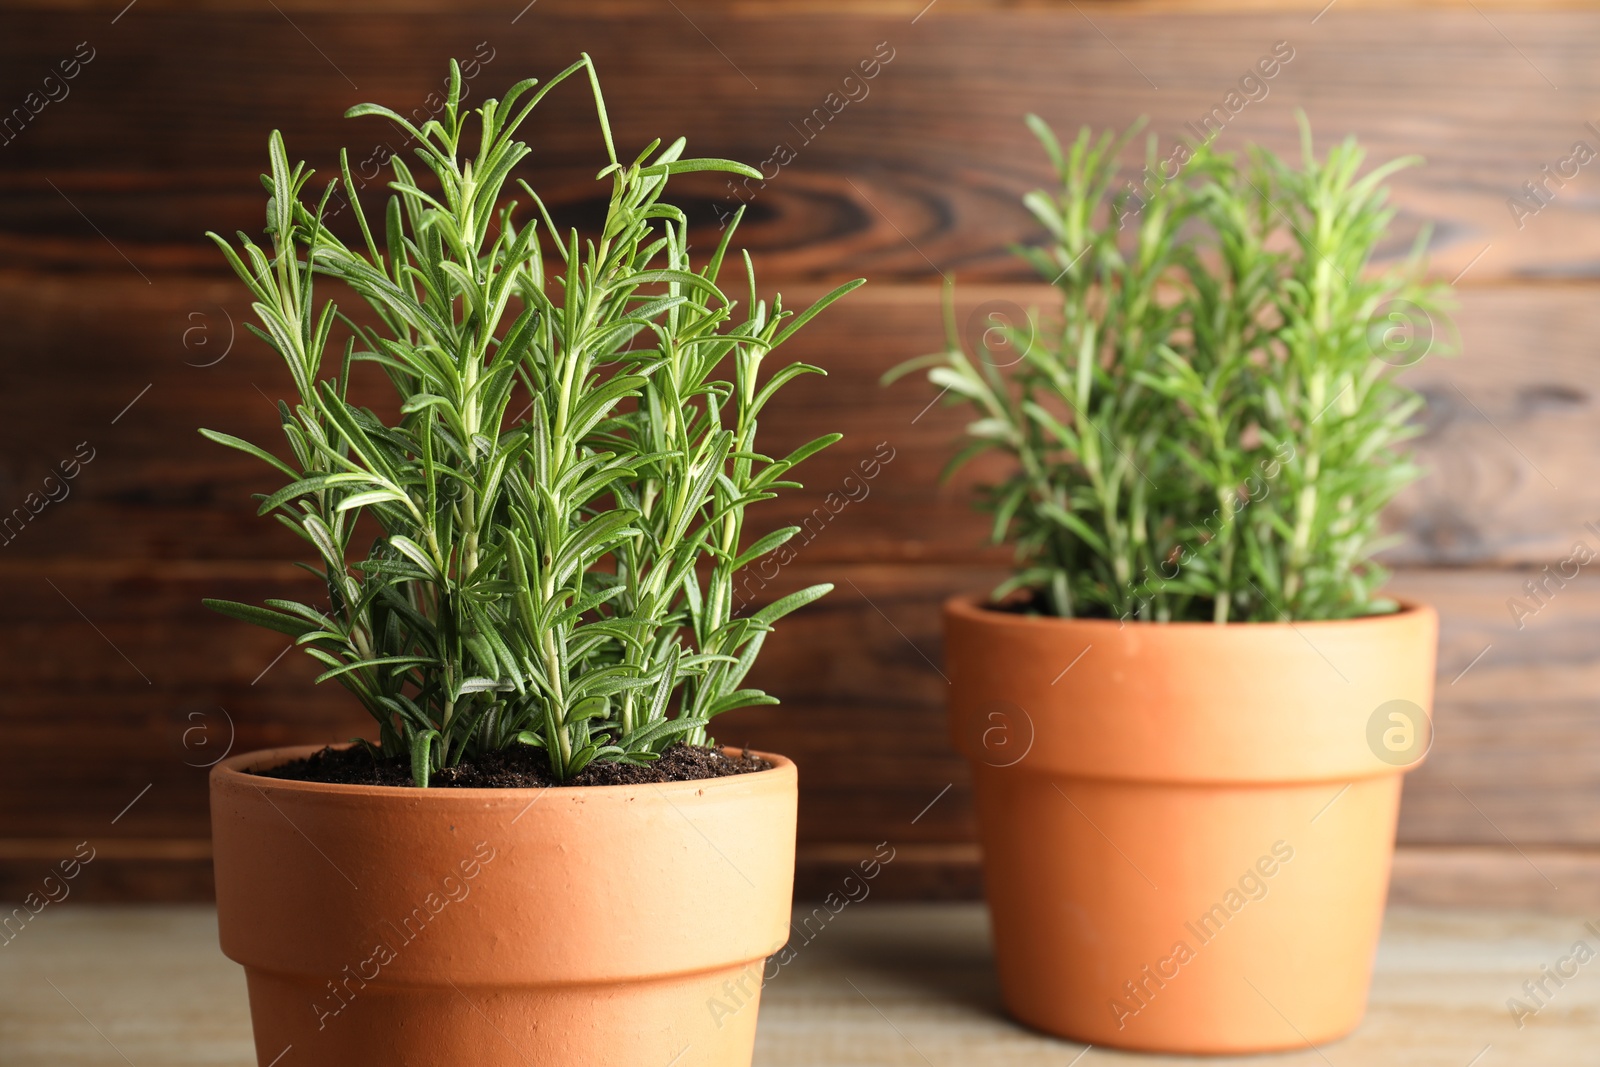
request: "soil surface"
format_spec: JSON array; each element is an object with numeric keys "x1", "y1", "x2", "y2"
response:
[
  {"x1": 253, "y1": 741, "x2": 771, "y2": 789},
  {"x1": 989, "y1": 588, "x2": 1060, "y2": 617}
]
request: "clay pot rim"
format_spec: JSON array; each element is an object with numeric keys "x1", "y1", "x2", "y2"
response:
[
  {"x1": 213, "y1": 742, "x2": 795, "y2": 799},
  {"x1": 945, "y1": 592, "x2": 1434, "y2": 632}
]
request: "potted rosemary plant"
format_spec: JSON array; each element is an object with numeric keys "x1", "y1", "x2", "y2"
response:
[
  {"x1": 204, "y1": 56, "x2": 859, "y2": 1067},
  {"x1": 892, "y1": 119, "x2": 1447, "y2": 1053}
]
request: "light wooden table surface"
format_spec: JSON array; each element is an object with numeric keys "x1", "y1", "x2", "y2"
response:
[{"x1": 0, "y1": 904, "x2": 1592, "y2": 1065}]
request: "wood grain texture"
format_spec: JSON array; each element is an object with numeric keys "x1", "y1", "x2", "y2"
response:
[
  {"x1": 3, "y1": 561, "x2": 1598, "y2": 854},
  {"x1": 1, "y1": 277, "x2": 1594, "y2": 568},
  {"x1": 14, "y1": 1, "x2": 1600, "y2": 14},
  {"x1": 1, "y1": 7, "x2": 1598, "y2": 284},
  {"x1": 2, "y1": 904, "x2": 1595, "y2": 1066},
  {"x1": 3, "y1": 1, "x2": 1597, "y2": 905}
]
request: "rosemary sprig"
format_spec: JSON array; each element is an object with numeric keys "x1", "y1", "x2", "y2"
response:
[
  {"x1": 893, "y1": 115, "x2": 1448, "y2": 623},
  {"x1": 203, "y1": 56, "x2": 861, "y2": 784}
]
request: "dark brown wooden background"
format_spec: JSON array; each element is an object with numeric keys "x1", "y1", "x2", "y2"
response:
[{"x1": 4, "y1": 0, "x2": 1599, "y2": 908}]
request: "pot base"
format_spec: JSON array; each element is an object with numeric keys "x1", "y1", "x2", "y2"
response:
[
  {"x1": 974, "y1": 769, "x2": 1399, "y2": 1054},
  {"x1": 245, "y1": 960, "x2": 767, "y2": 1067}
]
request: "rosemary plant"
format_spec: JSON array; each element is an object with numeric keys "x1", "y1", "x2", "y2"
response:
[
  {"x1": 894, "y1": 117, "x2": 1447, "y2": 623},
  {"x1": 203, "y1": 56, "x2": 860, "y2": 784}
]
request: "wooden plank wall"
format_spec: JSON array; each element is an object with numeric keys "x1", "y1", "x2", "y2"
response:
[{"x1": 3, "y1": 0, "x2": 1598, "y2": 909}]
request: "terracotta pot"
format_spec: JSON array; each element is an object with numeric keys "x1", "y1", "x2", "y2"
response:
[
  {"x1": 211, "y1": 744, "x2": 796, "y2": 1067},
  {"x1": 944, "y1": 595, "x2": 1438, "y2": 1054}
]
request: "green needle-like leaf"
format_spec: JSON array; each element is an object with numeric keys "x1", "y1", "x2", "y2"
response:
[
  {"x1": 891, "y1": 113, "x2": 1450, "y2": 624},
  {"x1": 202, "y1": 55, "x2": 857, "y2": 781}
]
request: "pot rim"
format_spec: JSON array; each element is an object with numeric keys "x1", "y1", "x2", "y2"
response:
[
  {"x1": 212, "y1": 742, "x2": 794, "y2": 800},
  {"x1": 944, "y1": 592, "x2": 1434, "y2": 632}
]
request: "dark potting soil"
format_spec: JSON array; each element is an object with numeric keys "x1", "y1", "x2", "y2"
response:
[
  {"x1": 988, "y1": 588, "x2": 1066, "y2": 617},
  {"x1": 988, "y1": 589, "x2": 1127, "y2": 621},
  {"x1": 253, "y1": 741, "x2": 771, "y2": 789}
]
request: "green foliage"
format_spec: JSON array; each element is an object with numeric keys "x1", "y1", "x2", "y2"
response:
[
  {"x1": 203, "y1": 56, "x2": 860, "y2": 784},
  {"x1": 892, "y1": 116, "x2": 1449, "y2": 623}
]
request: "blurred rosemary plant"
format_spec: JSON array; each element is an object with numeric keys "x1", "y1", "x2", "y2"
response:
[
  {"x1": 893, "y1": 117, "x2": 1448, "y2": 623},
  {"x1": 203, "y1": 56, "x2": 860, "y2": 784}
]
